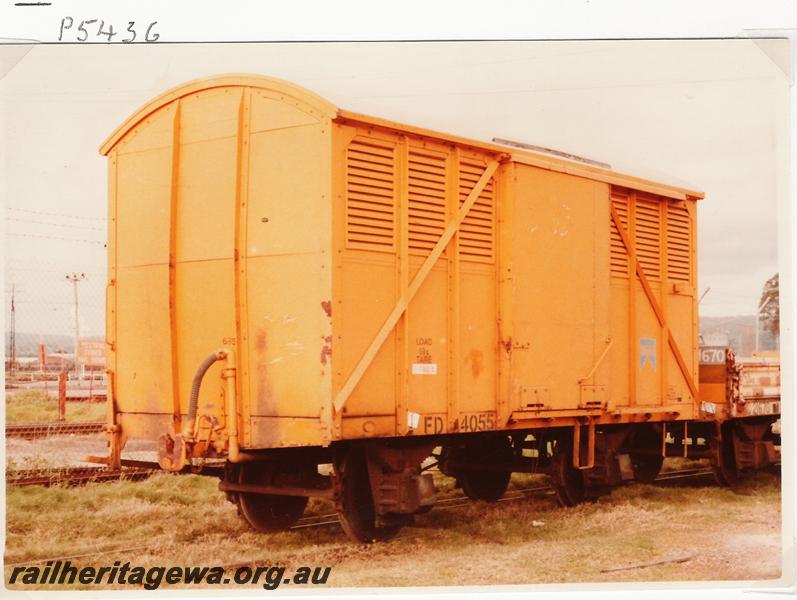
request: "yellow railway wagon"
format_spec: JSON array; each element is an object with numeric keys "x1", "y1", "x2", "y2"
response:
[{"x1": 100, "y1": 74, "x2": 752, "y2": 542}]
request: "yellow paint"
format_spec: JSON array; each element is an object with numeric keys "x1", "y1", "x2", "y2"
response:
[{"x1": 102, "y1": 75, "x2": 701, "y2": 454}]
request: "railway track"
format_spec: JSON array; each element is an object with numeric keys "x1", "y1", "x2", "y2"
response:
[
  {"x1": 287, "y1": 487, "x2": 554, "y2": 531},
  {"x1": 6, "y1": 421, "x2": 105, "y2": 440},
  {"x1": 3, "y1": 466, "x2": 733, "y2": 568},
  {"x1": 288, "y1": 468, "x2": 716, "y2": 531},
  {"x1": 653, "y1": 468, "x2": 715, "y2": 483},
  {"x1": 5, "y1": 459, "x2": 713, "y2": 498},
  {"x1": 7, "y1": 466, "x2": 154, "y2": 487}
]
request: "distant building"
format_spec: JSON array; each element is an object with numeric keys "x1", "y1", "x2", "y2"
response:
[
  {"x1": 10, "y1": 352, "x2": 74, "y2": 373},
  {"x1": 700, "y1": 314, "x2": 778, "y2": 358},
  {"x1": 702, "y1": 331, "x2": 730, "y2": 346}
]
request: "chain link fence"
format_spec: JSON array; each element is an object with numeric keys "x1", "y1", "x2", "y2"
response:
[{"x1": 5, "y1": 207, "x2": 108, "y2": 399}]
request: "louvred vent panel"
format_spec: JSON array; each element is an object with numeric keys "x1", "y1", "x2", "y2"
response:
[
  {"x1": 345, "y1": 138, "x2": 396, "y2": 251},
  {"x1": 635, "y1": 194, "x2": 661, "y2": 281},
  {"x1": 610, "y1": 189, "x2": 630, "y2": 278},
  {"x1": 408, "y1": 148, "x2": 447, "y2": 255},
  {"x1": 610, "y1": 187, "x2": 693, "y2": 285},
  {"x1": 458, "y1": 158, "x2": 495, "y2": 262},
  {"x1": 667, "y1": 201, "x2": 692, "y2": 283}
]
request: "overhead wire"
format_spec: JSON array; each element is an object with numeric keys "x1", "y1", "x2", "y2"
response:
[
  {"x1": 7, "y1": 232, "x2": 105, "y2": 245},
  {"x1": 6, "y1": 207, "x2": 106, "y2": 221},
  {"x1": 6, "y1": 217, "x2": 105, "y2": 231}
]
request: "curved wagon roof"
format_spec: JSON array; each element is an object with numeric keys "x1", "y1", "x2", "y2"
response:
[{"x1": 100, "y1": 73, "x2": 704, "y2": 201}]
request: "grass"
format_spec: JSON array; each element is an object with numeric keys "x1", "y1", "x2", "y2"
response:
[
  {"x1": 5, "y1": 390, "x2": 107, "y2": 423},
  {"x1": 3, "y1": 463, "x2": 783, "y2": 590}
]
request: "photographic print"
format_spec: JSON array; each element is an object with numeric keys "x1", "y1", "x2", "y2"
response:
[{"x1": 2, "y1": 36, "x2": 791, "y2": 592}]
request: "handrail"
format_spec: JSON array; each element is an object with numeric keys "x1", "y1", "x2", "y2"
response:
[{"x1": 578, "y1": 337, "x2": 614, "y2": 384}]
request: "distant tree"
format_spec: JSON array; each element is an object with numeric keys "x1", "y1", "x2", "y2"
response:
[{"x1": 758, "y1": 273, "x2": 779, "y2": 336}]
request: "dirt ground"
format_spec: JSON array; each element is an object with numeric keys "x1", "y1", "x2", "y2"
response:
[{"x1": 3, "y1": 445, "x2": 784, "y2": 590}]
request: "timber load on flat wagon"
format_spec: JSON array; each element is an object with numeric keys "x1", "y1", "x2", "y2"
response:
[{"x1": 94, "y1": 74, "x2": 781, "y2": 542}]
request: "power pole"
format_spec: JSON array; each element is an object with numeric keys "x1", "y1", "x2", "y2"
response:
[
  {"x1": 9, "y1": 283, "x2": 16, "y2": 378},
  {"x1": 65, "y1": 272, "x2": 86, "y2": 376}
]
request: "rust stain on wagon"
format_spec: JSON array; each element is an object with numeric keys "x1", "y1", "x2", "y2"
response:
[
  {"x1": 254, "y1": 328, "x2": 273, "y2": 405},
  {"x1": 466, "y1": 349, "x2": 484, "y2": 378},
  {"x1": 320, "y1": 335, "x2": 332, "y2": 366},
  {"x1": 321, "y1": 300, "x2": 332, "y2": 318},
  {"x1": 254, "y1": 329, "x2": 268, "y2": 354}
]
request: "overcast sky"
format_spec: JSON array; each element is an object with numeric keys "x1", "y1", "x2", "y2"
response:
[{"x1": 1, "y1": 40, "x2": 789, "y2": 337}]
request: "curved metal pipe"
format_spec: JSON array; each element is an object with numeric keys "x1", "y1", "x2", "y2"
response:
[
  {"x1": 182, "y1": 351, "x2": 225, "y2": 438},
  {"x1": 181, "y1": 347, "x2": 253, "y2": 463}
]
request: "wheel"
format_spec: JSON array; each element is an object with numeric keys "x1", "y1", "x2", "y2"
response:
[
  {"x1": 630, "y1": 454, "x2": 663, "y2": 484},
  {"x1": 550, "y1": 440, "x2": 585, "y2": 506},
  {"x1": 711, "y1": 423, "x2": 740, "y2": 487},
  {"x1": 336, "y1": 448, "x2": 403, "y2": 543},
  {"x1": 455, "y1": 436, "x2": 513, "y2": 502},
  {"x1": 236, "y1": 462, "x2": 309, "y2": 532},
  {"x1": 627, "y1": 424, "x2": 664, "y2": 483},
  {"x1": 415, "y1": 502, "x2": 434, "y2": 515},
  {"x1": 458, "y1": 469, "x2": 511, "y2": 502}
]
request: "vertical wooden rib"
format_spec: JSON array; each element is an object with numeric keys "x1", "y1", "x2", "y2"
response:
[
  {"x1": 447, "y1": 147, "x2": 461, "y2": 432},
  {"x1": 686, "y1": 199, "x2": 698, "y2": 393},
  {"x1": 496, "y1": 162, "x2": 513, "y2": 427},
  {"x1": 168, "y1": 100, "x2": 182, "y2": 432},
  {"x1": 106, "y1": 150, "x2": 119, "y2": 438},
  {"x1": 659, "y1": 199, "x2": 669, "y2": 405},
  {"x1": 627, "y1": 190, "x2": 637, "y2": 407},
  {"x1": 396, "y1": 137, "x2": 409, "y2": 434},
  {"x1": 494, "y1": 161, "x2": 507, "y2": 426},
  {"x1": 107, "y1": 152, "x2": 118, "y2": 352},
  {"x1": 233, "y1": 87, "x2": 252, "y2": 443}
]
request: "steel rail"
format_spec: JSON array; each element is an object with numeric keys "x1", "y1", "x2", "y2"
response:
[
  {"x1": 286, "y1": 468, "x2": 717, "y2": 531},
  {"x1": 6, "y1": 421, "x2": 105, "y2": 440},
  {"x1": 7, "y1": 466, "x2": 154, "y2": 487}
]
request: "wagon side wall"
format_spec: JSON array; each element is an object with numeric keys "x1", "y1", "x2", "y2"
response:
[
  {"x1": 107, "y1": 77, "x2": 702, "y2": 454},
  {"x1": 504, "y1": 168, "x2": 699, "y2": 421},
  {"x1": 330, "y1": 122, "x2": 503, "y2": 440},
  {"x1": 604, "y1": 186, "x2": 699, "y2": 416}
]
